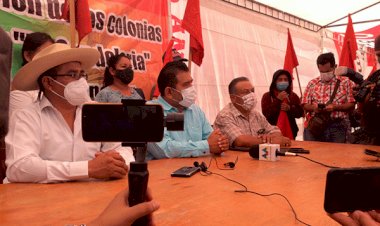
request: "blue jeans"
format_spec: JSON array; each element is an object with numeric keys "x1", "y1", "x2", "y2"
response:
[{"x1": 304, "y1": 119, "x2": 349, "y2": 143}]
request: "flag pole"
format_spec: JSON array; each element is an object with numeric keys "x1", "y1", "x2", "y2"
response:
[
  {"x1": 69, "y1": 0, "x2": 76, "y2": 48},
  {"x1": 294, "y1": 67, "x2": 303, "y2": 100}
]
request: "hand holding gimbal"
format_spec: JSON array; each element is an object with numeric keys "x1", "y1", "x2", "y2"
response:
[{"x1": 82, "y1": 99, "x2": 184, "y2": 225}]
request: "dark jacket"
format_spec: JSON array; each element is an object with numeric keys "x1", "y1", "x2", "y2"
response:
[{"x1": 261, "y1": 69, "x2": 304, "y2": 138}]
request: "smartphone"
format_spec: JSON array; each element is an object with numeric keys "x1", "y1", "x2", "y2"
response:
[
  {"x1": 171, "y1": 166, "x2": 200, "y2": 177},
  {"x1": 82, "y1": 103, "x2": 164, "y2": 142},
  {"x1": 324, "y1": 167, "x2": 380, "y2": 213},
  {"x1": 364, "y1": 149, "x2": 380, "y2": 158}
]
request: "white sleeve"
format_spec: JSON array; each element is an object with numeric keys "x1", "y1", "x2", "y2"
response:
[
  {"x1": 9, "y1": 90, "x2": 37, "y2": 117},
  {"x1": 5, "y1": 110, "x2": 89, "y2": 183}
]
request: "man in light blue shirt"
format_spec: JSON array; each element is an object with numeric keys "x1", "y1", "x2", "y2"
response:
[{"x1": 146, "y1": 61, "x2": 229, "y2": 160}]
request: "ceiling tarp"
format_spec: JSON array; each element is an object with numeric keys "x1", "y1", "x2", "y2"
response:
[{"x1": 255, "y1": 0, "x2": 380, "y2": 32}]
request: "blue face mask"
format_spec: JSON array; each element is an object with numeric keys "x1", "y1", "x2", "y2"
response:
[{"x1": 276, "y1": 81, "x2": 289, "y2": 91}]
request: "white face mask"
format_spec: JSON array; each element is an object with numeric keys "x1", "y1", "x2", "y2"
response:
[
  {"x1": 50, "y1": 77, "x2": 91, "y2": 106},
  {"x1": 172, "y1": 86, "x2": 197, "y2": 108},
  {"x1": 320, "y1": 71, "x2": 335, "y2": 82},
  {"x1": 234, "y1": 92, "x2": 257, "y2": 111}
]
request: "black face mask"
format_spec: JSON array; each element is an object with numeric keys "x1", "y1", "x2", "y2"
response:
[{"x1": 115, "y1": 67, "x2": 134, "y2": 84}]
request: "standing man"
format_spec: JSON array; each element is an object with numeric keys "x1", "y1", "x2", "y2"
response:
[
  {"x1": 146, "y1": 60, "x2": 229, "y2": 160},
  {"x1": 302, "y1": 52, "x2": 355, "y2": 143},
  {"x1": 214, "y1": 77, "x2": 291, "y2": 147},
  {"x1": 5, "y1": 43, "x2": 134, "y2": 183}
]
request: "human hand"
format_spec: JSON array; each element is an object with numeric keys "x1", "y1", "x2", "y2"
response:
[
  {"x1": 89, "y1": 150, "x2": 128, "y2": 179},
  {"x1": 269, "y1": 135, "x2": 291, "y2": 147},
  {"x1": 215, "y1": 130, "x2": 229, "y2": 152},
  {"x1": 329, "y1": 210, "x2": 380, "y2": 226},
  {"x1": 335, "y1": 66, "x2": 348, "y2": 77},
  {"x1": 312, "y1": 104, "x2": 321, "y2": 113},
  {"x1": 280, "y1": 102, "x2": 290, "y2": 111},
  {"x1": 89, "y1": 189, "x2": 160, "y2": 226},
  {"x1": 277, "y1": 91, "x2": 288, "y2": 101},
  {"x1": 258, "y1": 134, "x2": 271, "y2": 143},
  {"x1": 208, "y1": 129, "x2": 227, "y2": 154},
  {"x1": 325, "y1": 104, "x2": 335, "y2": 112}
]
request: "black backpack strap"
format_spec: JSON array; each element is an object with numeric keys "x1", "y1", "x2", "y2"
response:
[{"x1": 135, "y1": 88, "x2": 145, "y2": 100}]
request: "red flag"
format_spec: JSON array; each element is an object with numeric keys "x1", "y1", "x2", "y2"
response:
[
  {"x1": 339, "y1": 14, "x2": 358, "y2": 70},
  {"x1": 181, "y1": 0, "x2": 204, "y2": 66},
  {"x1": 283, "y1": 28, "x2": 299, "y2": 79},
  {"x1": 277, "y1": 103, "x2": 294, "y2": 140},
  {"x1": 163, "y1": 39, "x2": 175, "y2": 65},
  {"x1": 61, "y1": 0, "x2": 92, "y2": 46}
]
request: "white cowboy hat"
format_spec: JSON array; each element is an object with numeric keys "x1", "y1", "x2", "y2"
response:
[{"x1": 12, "y1": 43, "x2": 100, "y2": 91}]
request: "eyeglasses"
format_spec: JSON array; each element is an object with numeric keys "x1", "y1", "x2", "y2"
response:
[{"x1": 55, "y1": 71, "x2": 88, "y2": 80}]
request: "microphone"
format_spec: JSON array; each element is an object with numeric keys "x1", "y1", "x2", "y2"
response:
[
  {"x1": 276, "y1": 151, "x2": 297, "y2": 156},
  {"x1": 249, "y1": 145, "x2": 298, "y2": 159}
]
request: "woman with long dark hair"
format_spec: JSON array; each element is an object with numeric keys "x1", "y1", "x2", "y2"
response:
[
  {"x1": 95, "y1": 53, "x2": 144, "y2": 102},
  {"x1": 261, "y1": 69, "x2": 304, "y2": 139}
]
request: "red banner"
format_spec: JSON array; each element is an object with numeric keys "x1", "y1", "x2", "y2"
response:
[
  {"x1": 0, "y1": 0, "x2": 170, "y2": 99},
  {"x1": 333, "y1": 24, "x2": 380, "y2": 75}
]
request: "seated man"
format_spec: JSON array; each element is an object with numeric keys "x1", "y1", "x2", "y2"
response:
[
  {"x1": 146, "y1": 61, "x2": 229, "y2": 159},
  {"x1": 5, "y1": 43, "x2": 134, "y2": 183},
  {"x1": 214, "y1": 77, "x2": 291, "y2": 147}
]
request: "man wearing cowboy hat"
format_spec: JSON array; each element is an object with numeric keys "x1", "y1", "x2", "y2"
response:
[{"x1": 4, "y1": 43, "x2": 134, "y2": 183}]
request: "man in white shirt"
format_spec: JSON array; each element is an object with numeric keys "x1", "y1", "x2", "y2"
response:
[{"x1": 5, "y1": 43, "x2": 135, "y2": 183}]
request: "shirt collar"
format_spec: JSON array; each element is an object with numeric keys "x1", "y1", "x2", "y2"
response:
[
  {"x1": 229, "y1": 102, "x2": 245, "y2": 118},
  {"x1": 39, "y1": 95, "x2": 54, "y2": 110},
  {"x1": 319, "y1": 75, "x2": 338, "y2": 84}
]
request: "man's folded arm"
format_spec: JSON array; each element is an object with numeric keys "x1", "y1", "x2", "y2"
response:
[
  {"x1": 6, "y1": 156, "x2": 88, "y2": 183},
  {"x1": 148, "y1": 136, "x2": 209, "y2": 158}
]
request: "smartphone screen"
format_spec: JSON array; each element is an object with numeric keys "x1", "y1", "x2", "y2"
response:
[
  {"x1": 82, "y1": 103, "x2": 164, "y2": 142},
  {"x1": 324, "y1": 167, "x2": 380, "y2": 213}
]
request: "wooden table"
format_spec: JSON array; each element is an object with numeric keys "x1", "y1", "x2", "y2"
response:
[{"x1": 1, "y1": 141, "x2": 380, "y2": 226}]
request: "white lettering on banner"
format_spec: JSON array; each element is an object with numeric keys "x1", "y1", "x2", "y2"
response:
[
  {"x1": 333, "y1": 25, "x2": 380, "y2": 74},
  {"x1": 170, "y1": 0, "x2": 189, "y2": 59}
]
